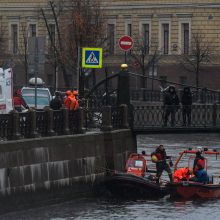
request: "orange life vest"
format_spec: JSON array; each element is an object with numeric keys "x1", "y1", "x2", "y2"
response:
[{"x1": 173, "y1": 168, "x2": 190, "y2": 182}]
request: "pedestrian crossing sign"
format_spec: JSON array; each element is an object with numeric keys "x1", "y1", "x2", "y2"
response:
[{"x1": 82, "y1": 48, "x2": 103, "y2": 68}]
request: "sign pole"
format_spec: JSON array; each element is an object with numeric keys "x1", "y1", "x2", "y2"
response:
[
  {"x1": 77, "y1": 46, "x2": 81, "y2": 90},
  {"x1": 118, "y1": 35, "x2": 134, "y2": 63},
  {"x1": 124, "y1": 51, "x2": 127, "y2": 64}
]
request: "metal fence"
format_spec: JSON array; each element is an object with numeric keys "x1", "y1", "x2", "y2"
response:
[
  {"x1": 0, "y1": 105, "x2": 128, "y2": 141},
  {"x1": 133, "y1": 104, "x2": 220, "y2": 130}
]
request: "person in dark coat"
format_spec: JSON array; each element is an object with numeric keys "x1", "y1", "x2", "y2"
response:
[
  {"x1": 163, "y1": 85, "x2": 180, "y2": 127},
  {"x1": 181, "y1": 87, "x2": 192, "y2": 126},
  {"x1": 50, "y1": 91, "x2": 63, "y2": 110},
  {"x1": 151, "y1": 145, "x2": 173, "y2": 184}
]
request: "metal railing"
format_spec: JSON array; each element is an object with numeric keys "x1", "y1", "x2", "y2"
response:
[
  {"x1": 0, "y1": 114, "x2": 13, "y2": 140},
  {"x1": 133, "y1": 104, "x2": 220, "y2": 130},
  {"x1": 130, "y1": 89, "x2": 220, "y2": 104},
  {"x1": 0, "y1": 105, "x2": 128, "y2": 141}
]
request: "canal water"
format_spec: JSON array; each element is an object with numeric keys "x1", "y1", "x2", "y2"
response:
[{"x1": 1, "y1": 133, "x2": 220, "y2": 220}]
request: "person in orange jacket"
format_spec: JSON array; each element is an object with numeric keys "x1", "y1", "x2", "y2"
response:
[
  {"x1": 173, "y1": 167, "x2": 193, "y2": 182},
  {"x1": 71, "y1": 89, "x2": 79, "y2": 111},
  {"x1": 64, "y1": 90, "x2": 73, "y2": 110},
  {"x1": 64, "y1": 90, "x2": 79, "y2": 111}
]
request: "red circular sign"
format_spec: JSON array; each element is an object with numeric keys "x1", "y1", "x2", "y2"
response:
[{"x1": 118, "y1": 35, "x2": 134, "y2": 51}]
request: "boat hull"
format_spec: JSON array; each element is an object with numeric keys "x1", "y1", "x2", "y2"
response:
[
  {"x1": 169, "y1": 181, "x2": 220, "y2": 199},
  {"x1": 98, "y1": 173, "x2": 169, "y2": 199}
]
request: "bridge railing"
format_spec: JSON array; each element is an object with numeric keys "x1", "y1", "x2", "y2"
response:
[
  {"x1": 133, "y1": 104, "x2": 220, "y2": 129},
  {"x1": 130, "y1": 89, "x2": 220, "y2": 104},
  {"x1": 0, "y1": 105, "x2": 129, "y2": 141}
]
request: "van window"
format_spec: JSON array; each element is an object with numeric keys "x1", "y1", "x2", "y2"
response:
[
  {"x1": 22, "y1": 88, "x2": 50, "y2": 97},
  {"x1": 135, "y1": 160, "x2": 144, "y2": 168},
  {"x1": 22, "y1": 88, "x2": 51, "y2": 107},
  {"x1": 0, "y1": 85, "x2": 3, "y2": 99}
]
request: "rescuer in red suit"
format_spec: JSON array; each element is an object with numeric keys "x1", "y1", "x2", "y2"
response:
[
  {"x1": 13, "y1": 89, "x2": 29, "y2": 112},
  {"x1": 151, "y1": 145, "x2": 173, "y2": 184}
]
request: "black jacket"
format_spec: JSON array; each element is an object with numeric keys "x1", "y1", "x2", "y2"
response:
[{"x1": 50, "y1": 97, "x2": 62, "y2": 110}]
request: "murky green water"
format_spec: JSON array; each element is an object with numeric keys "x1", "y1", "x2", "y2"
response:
[{"x1": 1, "y1": 133, "x2": 220, "y2": 220}]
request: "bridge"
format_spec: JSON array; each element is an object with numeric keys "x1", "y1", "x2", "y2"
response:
[{"x1": 1, "y1": 67, "x2": 220, "y2": 141}]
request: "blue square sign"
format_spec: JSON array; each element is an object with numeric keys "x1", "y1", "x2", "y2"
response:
[{"x1": 82, "y1": 48, "x2": 103, "y2": 68}]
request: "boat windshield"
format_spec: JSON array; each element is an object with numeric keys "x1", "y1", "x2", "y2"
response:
[{"x1": 134, "y1": 160, "x2": 144, "y2": 168}]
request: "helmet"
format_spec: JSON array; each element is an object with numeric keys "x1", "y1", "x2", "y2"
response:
[
  {"x1": 66, "y1": 90, "x2": 72, "y2": 96},
  {"x1": 72, "y1": 90, "x2": 79, "y2": 96},
  {"x1": 188, "y1": 168, "x2": 193, "y2": 174},
  {"x1": 151, "y1": 155, "x2": 158, "y2": 163}
]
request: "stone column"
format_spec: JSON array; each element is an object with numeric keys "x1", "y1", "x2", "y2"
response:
[
  {"x1": 11, "y1": 111, "x2": 20, "y2": 140},
  {"x1": 77, "y1": 107, "x2": 85, "y2": 133},
  {"x1": 45, "y1": 108, "x2": 55, "y2": 136},
  {"x1": 117, "y1": 64, "x2": 130, "y2": 106},
  {"x1": 61, "y1": 107, "x2": 70, "y2": 135},
  {"x1": 29, "y1": 109, "x2": 38, "y2": 138},
  {"x1": 120, "y1": 104, "x2": 129, "y2": 128},
  {"x1": 101, "y1": 106, "x2": 112, "y2": 131}
]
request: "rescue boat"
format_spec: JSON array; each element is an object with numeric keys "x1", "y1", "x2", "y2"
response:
[
  {"x1": 169, "y1": 148, "x2": 220, "y2": 199},
  {"x1": 99, "y1": 153, "x2": 169, "y2": 199}
]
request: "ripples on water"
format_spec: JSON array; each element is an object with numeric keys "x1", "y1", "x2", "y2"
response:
[{"x1": 1, "y1": 133, "x2": 220, "y2": 220}]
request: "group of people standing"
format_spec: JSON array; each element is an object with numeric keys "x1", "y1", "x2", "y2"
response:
[
  {"x1": 50, "y1": 89, "x2": 79, "y2": 111},
  {"x1": 151, "y1": 145, "x2": 209, "y2": 184},
  {"x1": 163, "y1": 85, "x2": 192, "y2": 127}
]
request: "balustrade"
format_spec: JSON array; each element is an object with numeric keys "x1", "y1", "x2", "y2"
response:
[{"x1": 0, "y1": 105, "x2": 128, "y2": 141}]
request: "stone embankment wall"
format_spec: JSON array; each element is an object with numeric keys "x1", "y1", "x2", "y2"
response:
[{"x1": 0, "y1": 129, "x2": 136, "y2": 210}]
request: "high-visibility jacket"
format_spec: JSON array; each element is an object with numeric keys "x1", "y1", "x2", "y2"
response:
[
  {"x1": 193, "y1": 158, "x2": 205, "y2": 174},
  {"x1": 64, "y1": 95, "x2": 79, "y2": 111},
  {"x1": 64, "y1": 96, "x2": 72, "y2": 110},
  {"x1": 173, "y1": 168, "x2": 190, "y2": 182},
  {"x1": 70, "y1": 95, "x2": 79, "y2": 111}
]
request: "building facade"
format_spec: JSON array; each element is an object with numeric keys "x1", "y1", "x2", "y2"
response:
[
  {"x1": 103, "y1": 0, "x2": 220, "y2": 90},
  {"x1": 1, "y1": 1, "x2": 220, "y2": 91}
]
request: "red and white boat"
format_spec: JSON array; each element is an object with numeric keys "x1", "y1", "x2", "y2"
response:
[{"x1": 169, "y1": 148, "x2": 220, "y2": 199}]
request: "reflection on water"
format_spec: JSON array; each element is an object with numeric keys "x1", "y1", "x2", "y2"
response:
[
  {"x1": 1, "y1": 133, "x2": 220, "y2": 220},
  {"x1": 1, "y1": 197, "x2": 220, "y2": 220}
]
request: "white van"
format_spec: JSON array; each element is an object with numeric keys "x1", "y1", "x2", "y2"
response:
[{"x1": 0, "y1": 68, "x2": 13, "y2": 114}]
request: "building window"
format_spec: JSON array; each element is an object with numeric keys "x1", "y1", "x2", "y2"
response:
[
  {"x1": 159, "y1": 76, "x2": 167, "y2": 88},
  {"x1": 49, "y1": 24, "x2": 55, "y2": 45},
  {"x1": 11, "y1": 24, "x2": 18, "y2": 54},
  {"x1": 107, "y1": 24, "x2": 115, "y2": 55},
  {"x1": 127, "y1": 23, "x2": 132, "y2": 36},
  {"x1": 182, "y1": 23, "x2": 189, "y2": 54},
  {"x1": 180, "y1": 76, "x2": 187, "y2": 85},
  {"x1": 47, "y1": 74, "x2": 54, "y2": 87},
  {"x1": 149, "y1": 65, "x2": 157, "y2": 76},
  {"x1": 141, "y1": 24, "x2": 150, "y2": 55},
  {"x1": 162, "y1": 24, "x2": 169, "y2": 54},
  {"x1": 48, "y1": 24, "x2": 56, "y2": 54},
  {"x1": 29, "y1": 24, "x2": 37, "y2": 37}
]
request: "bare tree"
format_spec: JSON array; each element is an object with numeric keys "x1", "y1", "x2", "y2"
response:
[
  {"x1": 130, "y1": 35, "x2": 161, "y2": 91},
  {"x1": 180, "y1": 33, "x2": 212, "y2": 88},
  {"x1": 41, "y1": 0, "x2": 106, "y2": 88},
  {"x1": 16, "y1": 23, "x2": 29, "y2": 85}
]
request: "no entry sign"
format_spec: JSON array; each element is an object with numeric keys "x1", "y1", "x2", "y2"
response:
[{"x1": 118, "y1": 35, "x2": 134, "y2": 51}]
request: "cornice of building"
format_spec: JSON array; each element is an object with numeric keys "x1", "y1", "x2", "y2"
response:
[
  {"x1": 103, "y1": 3, "x2": 220, "y2": 10},
  {"x1": 0, "y1": 6, "x2": 40, "y2": 12}
]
